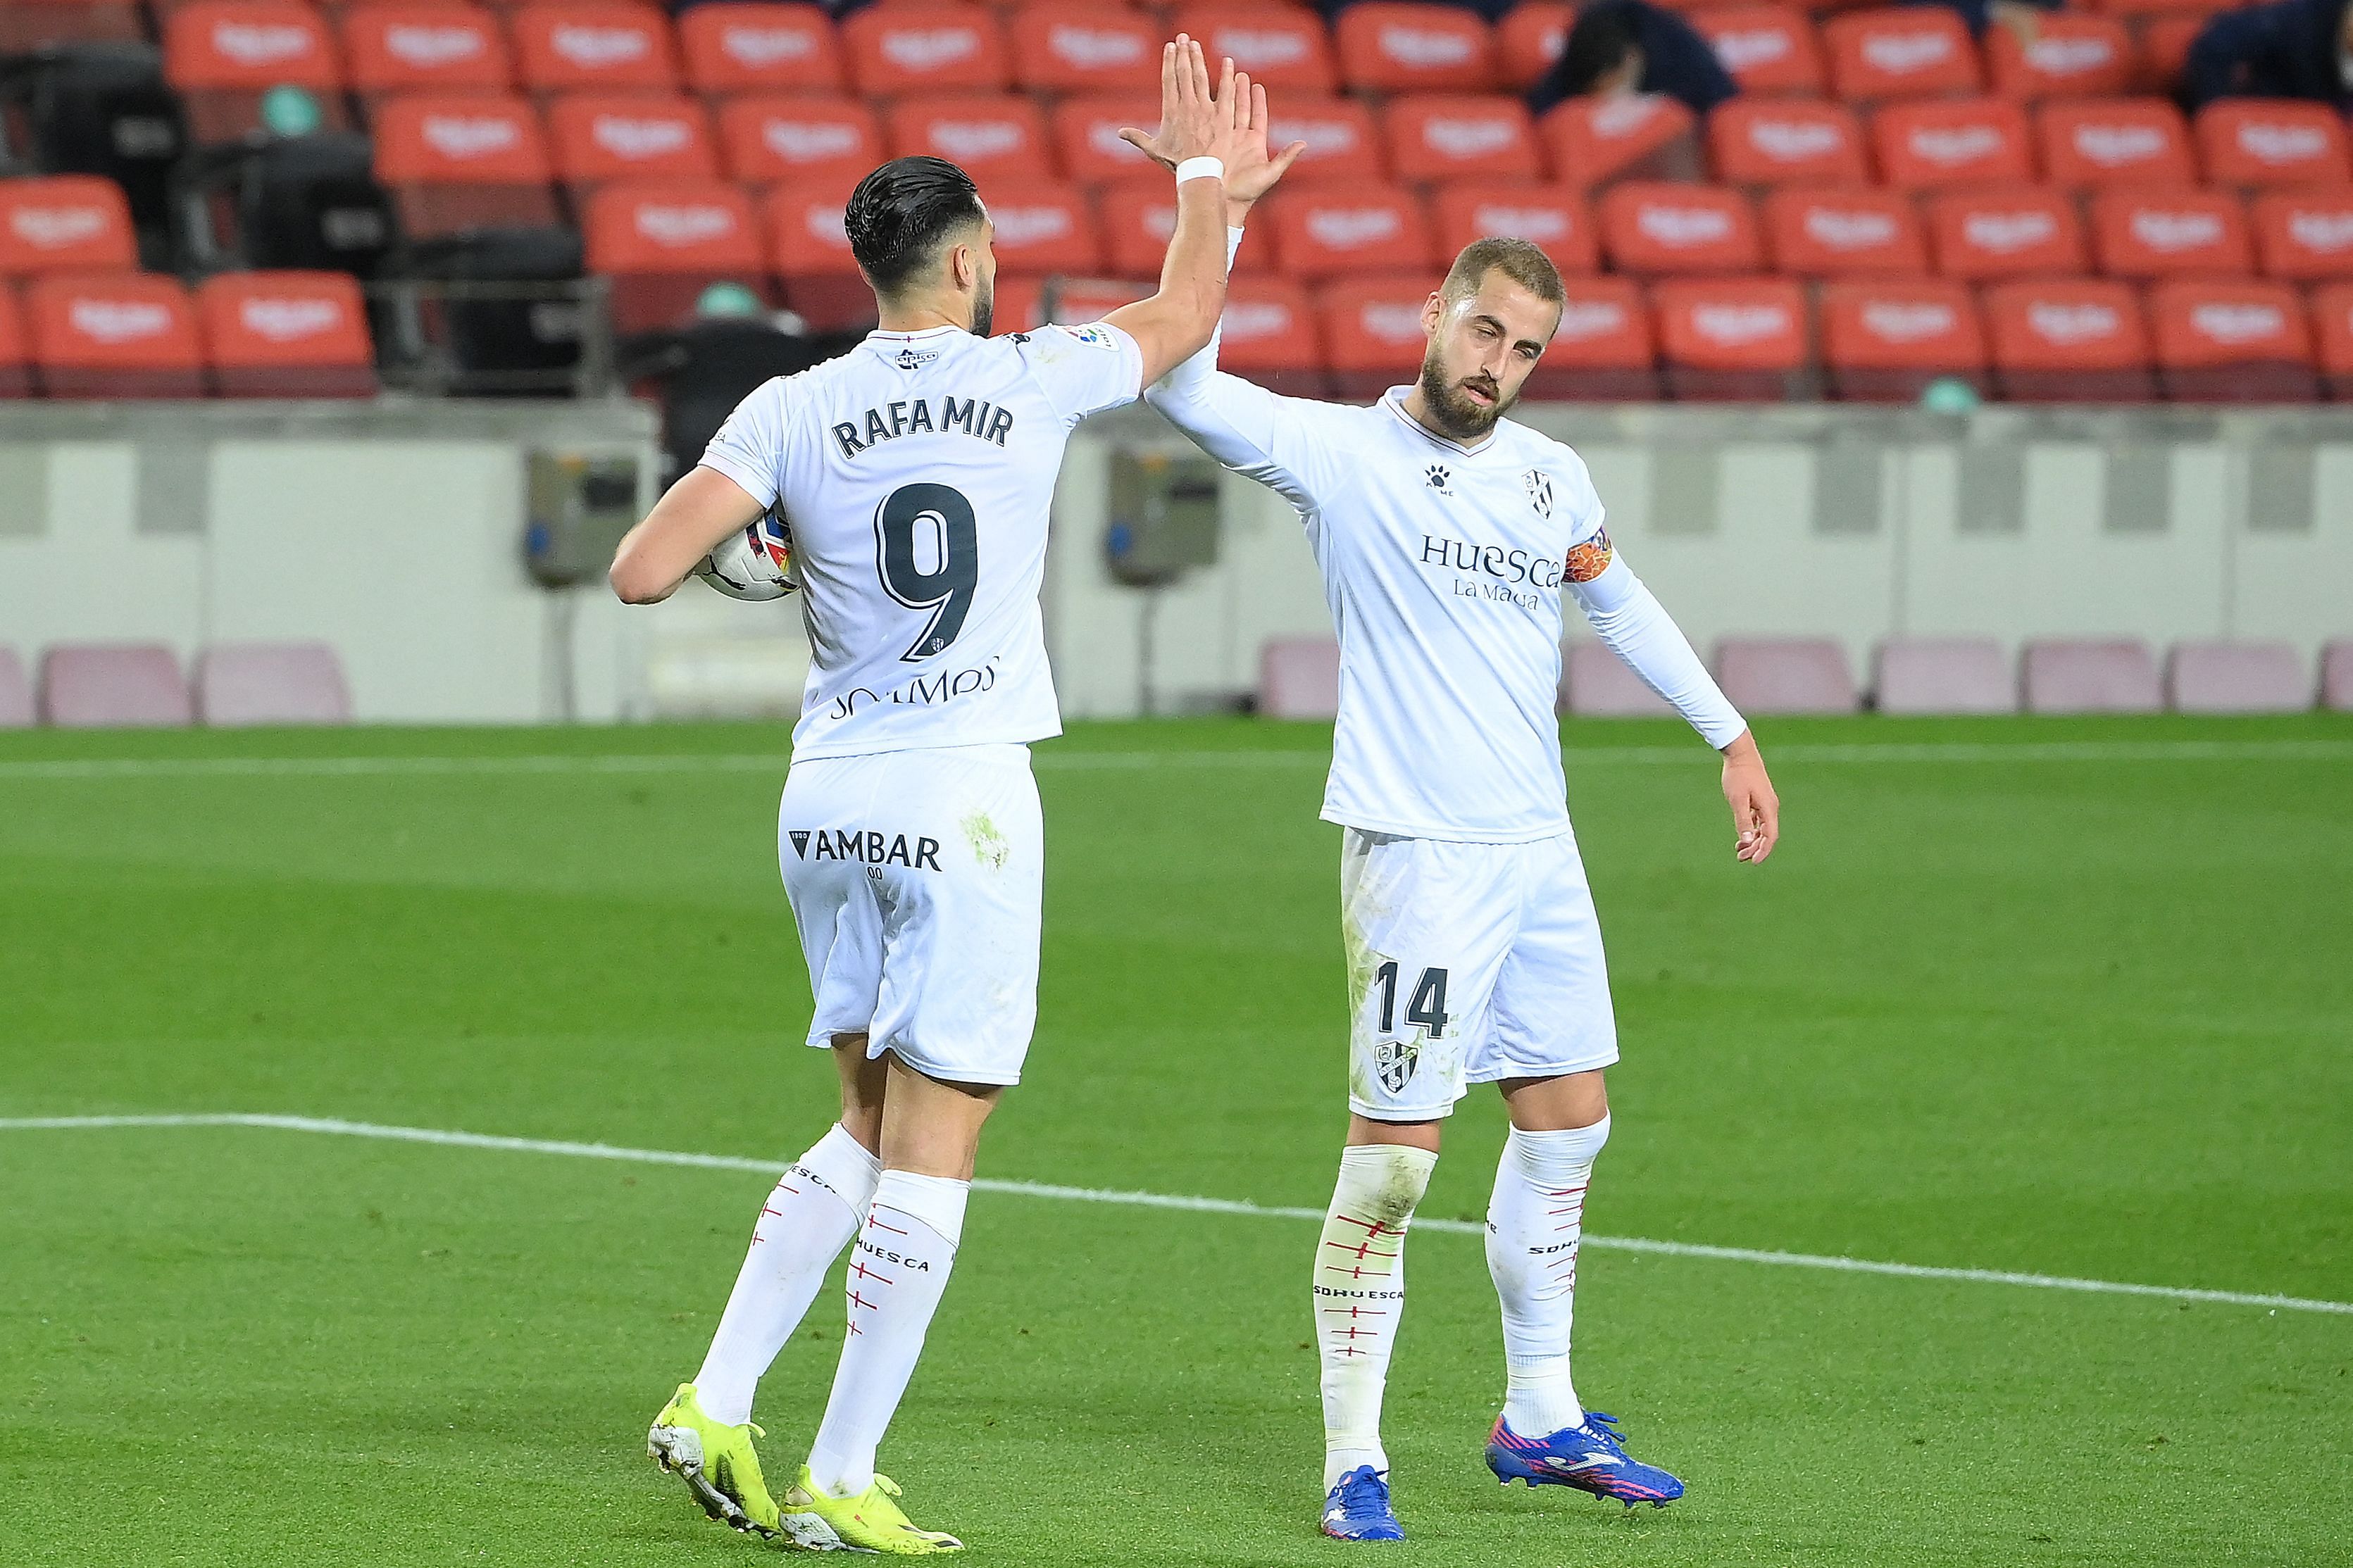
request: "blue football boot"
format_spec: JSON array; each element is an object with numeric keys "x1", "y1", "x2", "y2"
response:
[
  {"x1": 1485, "y1": 1412, "x2": 1685, "y2": 1507},
  {"x1": 1320, "y1": 1464, "x2": 1405, "y2": 1541}
]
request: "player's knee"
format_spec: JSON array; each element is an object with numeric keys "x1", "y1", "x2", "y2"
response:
[{"x1": 1340, "y1": 1142, "x2": 1437, "y2": 1227}]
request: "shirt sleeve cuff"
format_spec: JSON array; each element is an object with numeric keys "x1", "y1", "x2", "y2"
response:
[{"x1": 697, "y1": 449, "x2": 776, "y2": 510}]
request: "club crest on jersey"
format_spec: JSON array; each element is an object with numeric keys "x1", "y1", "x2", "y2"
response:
[
  {"x1": 1425, "y1": 464, "x2": 1452, "y2": 494},
  {"x1": 1524, "y1": 468, "x2": 1553, "y2": 518},
  {"x1": 1374, "y1": 1036, "x2": 1420, "y2": 1094}
]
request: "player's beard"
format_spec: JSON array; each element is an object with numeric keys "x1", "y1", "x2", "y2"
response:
[
  {"x1": 1416, "y1": 351, "x2": 1509, "y2": 441},
  {"x1": 967, "y1": 274, "x2": 994, "y2": 339}
]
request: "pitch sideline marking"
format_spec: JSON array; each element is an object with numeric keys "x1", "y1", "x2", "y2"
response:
[
  {"x1": 4, "y1": 1112, "x2": 2347, "y2": 1319},
  {"x1": 0, "y1": 738, "x2": 2347, "y2": 783}
]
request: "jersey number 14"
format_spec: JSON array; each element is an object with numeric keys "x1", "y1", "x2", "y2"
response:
[
  {"x1": 1373, "y1": 960, "x2": 1450, "y2": 1039},
  {"x1": 875, "y1": 482, "x2": 978, "y2": 663}
]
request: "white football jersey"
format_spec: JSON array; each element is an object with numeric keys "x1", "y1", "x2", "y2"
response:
[
  {"x1": 1147, "y1": 372, "x2": 1745, "y2": 842},
  {"x1": 700, "y1": 320, "x2": 1143, "y2": 760}
]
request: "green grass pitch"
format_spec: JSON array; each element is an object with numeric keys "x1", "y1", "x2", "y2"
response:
[{"x1": 2, "y1": 713, "x2": 2349, "y2": 1567}]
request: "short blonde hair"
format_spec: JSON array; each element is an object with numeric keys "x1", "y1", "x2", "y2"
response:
[{"x1": 1440, "y1": 237, "x2": 1564, "y2": 306}]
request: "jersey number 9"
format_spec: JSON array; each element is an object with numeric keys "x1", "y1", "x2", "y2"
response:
[{"x1": 875, "y1": 482, "x2": 978, "y2": 663}]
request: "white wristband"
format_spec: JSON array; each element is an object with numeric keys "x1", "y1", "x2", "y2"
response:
[{"x1": 1174, "y1": 156, "x2": 1224, "y2": 186}]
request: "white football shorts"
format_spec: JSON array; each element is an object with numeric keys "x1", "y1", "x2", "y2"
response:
[
  {"x1": 1340, "y1": 827, "x2": 1619, "y2": 1122},
  {"x1": 778, "y1": 742, "x2": 1042, "y2": 1087}
]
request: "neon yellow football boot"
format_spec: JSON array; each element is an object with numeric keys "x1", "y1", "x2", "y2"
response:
[
  {"x1": 779, "y1": 1466, "x2": 964, "y2": 1554},
  {"x1": 645, "y1": 1383, "x2": 780, "y2": 1537}
]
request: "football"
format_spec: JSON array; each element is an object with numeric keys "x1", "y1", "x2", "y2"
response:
[{"x1": 695, "y1": 515, "x2": 797, "y2": 601}]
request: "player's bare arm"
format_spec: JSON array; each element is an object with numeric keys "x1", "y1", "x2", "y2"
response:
[
  {"x1": 1101, "y1": 37, "x2": 1246, "y2": 387},
  {"x1": 608, "y1": 467, "x2": 765, "y2": 605},
  {"x1": 1722, "y1": 730, "x2": 1779, "y2": 863}
]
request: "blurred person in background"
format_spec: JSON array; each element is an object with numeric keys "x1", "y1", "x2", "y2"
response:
[
  {"x1": 2184, "y1": 0, "x2": 2353, "y2": 108},
  {"x1": 1527, "y1": 0, "x2": 1736, "y2": 118}
]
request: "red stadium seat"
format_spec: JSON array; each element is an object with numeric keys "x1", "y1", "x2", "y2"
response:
[
  {"x1": 1100, "y1": 185, "x2": 1275, "y2": 276},
  {"x1": 2195, "y1": 101, "x2": 2353, "y2": 189},
  {"x1": 989, "y1": 274, "x2": 1044, "y2": 334},
  {"x1": 1321, "y1": 274, "x2": 1442, "y2": 397},
  {"x1": 1872, "y1": 97, "x2": 2034, "y2": 191},
  {"x1": 0, "y1": 285, "x2": 31, "y2": 397},
  {"x1": 717, "y1": 96, "x2": 882, "y2": 189},
  {"x1": 1716, "y1": 639, "x2": 1860, "y2": 714},
  {"x1": 1383, "y1": 95, "x2": 1540, "y2": 184},
  {"x1": 1268, "y1": 96, "x2": 1387, "y2": 187},
  {"x1": 1269, "y1": 187, "x2": 1433, "y2": 280},
  {"x1": 765, "y1": 181, "x2": 872, "y2": 330},
  {"x1": 2037, "y1": 98, "x2": 2195, "y2": 187},
  {"x1": 1764, "y1": 186, "x2": 1927, "y2": 275},
  {"x1": 886, "y1": 96, "x2": 1051, "y2": 182},
  {"x1": 2133, "y1": 15, "x2": 2203, "y2": 95},
  {"x1": 2080, "y1": 0, "x2": 2235, "y2": 18},
  {"x1": 2148, "y1": 277, "x2": 2317, "y2": 401},
  {"x1": 678, "y1": 4, "x2": 844, "y2": 96},
  {"x1": 509, "y1": 4, "x2": 678, "y2": 94},
  {"x1": 2251, "y1": 191, "x2": 2353, "y2": 281},
  {"x1": 1926, "y1": 187, "x2": 2085, "y2": 280},
  {"x1": 980, "y1": 186, "x2": 1102, "y2": 276},
  {"x1": 1531, "y1": 275, "x2": 1658, "y2": 399},
  {"x1": 1985, "y1": 13, "x2": 2130, "y2": 99},
  {"x1": 1218, "y1": 276, "x2": 1325, "y2": 394},
  {"x1": 370, "y1": 93, "x2": 559, "y2": 237},
  {"x1": 2317, "y1": 283, "x2": 2353, "y2": 398},
  {"x1": 37, "y1": 644, "x2": 194, "y2": 727},
  {"x1": 1496, "y1": 1, "x2": 1571, "y2": 91},
  {"x1": 0, "y1": 176, "x2": 137, "y2": 275},
  {"x1": 195, "y1": 642, "x2": 353, "y2": 726},
  {"x1": 1819, "y1": 276, "x2": 1985, "y2": 399},
  {"x1": 165, "y1": 1, "x2": 349, "y2": 142},
  {"x1": 343, "y1": 5, "x2": 513, "y2": 98},
  {"x1": 0, "y1": 0, "x2": 143, "y2": 54},
  {"x1": 1598, "y1": 182, "x2": 1760, "y2": 275},
  {"x1": 548, "y1": 94, "x2": 718, "y2": 189},
  {"x1": 26, "y1": 270, "x2": 206, "y2": 398},
  {"x1": 1540, "y1": 94, "x2": 1702, "y2": 189},
  {"x1": 1032, "y1": 277, "x2": 1151, "y2": 328},
  {"x1": 1431, "y1": 184, "x2": 1597, "y2": 274},
  {"x1": 843, "y1": 5, "x2": 1007, "y2": 96},
  {"x1": 1709, "y1": 99, "x2": 1868, "y2": 187},
  {"x1": 1051, "y1": 95, "x2": 1164, "y2": 187},
  {"x1": 1335, "y1": 3, "x2": 1497, "y2": 93},
  {"x1": 1984, "y1": 277, "x2": 2154, "y2": 400},
  {"x1": 1823, "y1": 7, "x2": 1979, "y2": 101},
  {"x1": 2087, "y1": 187, "x2": 2251, "y2": 278},
  {"x1": 1874, "y1": 637, "x2": 2014, "y2": 715},
  {"x1": 1009, "y1": 5, "x2": 1157, "y2": 94},
  {"x1": 585, "y1": 180, "x2": 771, "y2": 333},
  {"x1": 2165, "y1": 640, "x2": 2311, "y2": 714},
  {"x1": 1174, "y1": 7, "x2": 1335, "y2": 94},
  {"x1": 1690, "y1": 6, "x2": 1823, "y2": 96},
  {"x1": 1652, "y1": 275, "x2": 1807, "y2": 400},
  {"x1": 196, "y1": 270, "x2": 375, "y2": 398},
  {"x1": 2021, "y1": 639, "x2": 2160, "y2": 714}
]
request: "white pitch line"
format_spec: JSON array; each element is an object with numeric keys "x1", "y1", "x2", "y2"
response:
[
  {"x1": 5, "y1": 1112, "x2": 2347, "y2": 1319},
  {"x1": 0, "y1": 737, "x2": 2347, "y2": 784}
]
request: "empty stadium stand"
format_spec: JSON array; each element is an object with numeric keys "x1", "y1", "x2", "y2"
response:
[{"x1": 0, "y1": 0, "x2": 2347, "y2": 403}]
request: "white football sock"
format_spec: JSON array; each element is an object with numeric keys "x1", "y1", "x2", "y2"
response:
[
  {"x1": 1313, "y1": 1143, "x2": 1437, "y2": 1491},
  {"x1": 1485, "y1": 1117, "x2": 1610, "y2": 1438},
  {"x1": 804, "y1": 1169, "x2": 969, "y2": 1498},
  {"x1": 694, "y1": 1123, "x2": 881, "y2": 1427}
]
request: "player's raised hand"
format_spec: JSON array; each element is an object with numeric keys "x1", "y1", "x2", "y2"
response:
[
  {"x1": 1118, "y1": 37, "x2": 1244, "y2": 171},
  {"x1": 1223, "y1": 80, "x2": 1308, "y2": 211},
  {"x1": 1721, "y1": 730, "x2": 1780, "y2": 864}
]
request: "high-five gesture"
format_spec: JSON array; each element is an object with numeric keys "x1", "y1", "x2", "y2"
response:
[{"x1": 1118, "y1": 36, "x2": 1244, "y2": 175}]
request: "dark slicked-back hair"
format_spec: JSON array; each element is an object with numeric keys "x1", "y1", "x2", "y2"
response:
[
  {"x1": 844, "y1": 156, "x2": 987, "y2": 296},
  {"x1": 1441, "y1": 237, "x2": 1566, "y2": 308}
]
